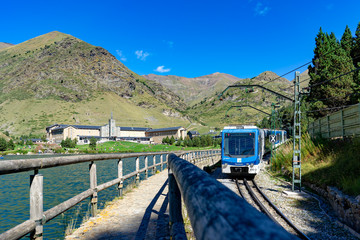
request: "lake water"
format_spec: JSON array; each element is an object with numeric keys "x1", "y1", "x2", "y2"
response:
[{"x1": 0, "y1": 153, "x2": 166, "y2": 239}]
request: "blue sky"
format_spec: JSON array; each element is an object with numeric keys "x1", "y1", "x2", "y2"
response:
[{"x1": 1, "y1": 0, "x2": 360, "y2": 80}]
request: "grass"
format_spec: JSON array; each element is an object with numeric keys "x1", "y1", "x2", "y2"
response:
[
  {"x1": 76, "y1": 140, "x2": 219, "y2": 154},
  {"x1": 0, "y1": 140, "x2": 219, "y2": 155},
  {"x1": 272, "y1": 133, "x2": 360, "y2": 196}
]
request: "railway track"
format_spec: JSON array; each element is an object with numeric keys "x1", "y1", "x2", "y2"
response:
[{"x1": 235, "y1": 178, "x2": 310, "y2": 240}]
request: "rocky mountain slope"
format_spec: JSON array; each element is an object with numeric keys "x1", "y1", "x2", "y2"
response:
[
  {"x1": 186, "y1": 71, "x2": 293, "y2": 129},
  {"x1": 0, "y1": 31, "x2": 190, "y2": 136},
  {"x1": 143, "y1": 72, "x2": 240, "y2": 105}
]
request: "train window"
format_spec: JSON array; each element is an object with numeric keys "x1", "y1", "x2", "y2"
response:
[{"x1": 223, "y1": 132, "x2": 255, "y2": 157}]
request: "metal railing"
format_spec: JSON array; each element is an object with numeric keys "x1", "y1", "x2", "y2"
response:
[
  {"x1": 168, "y1": 153, "x2": 295, "y2": 240},
  {"x1": 0, "y1": 150, "x2": 218, "y2": 240},
  {"x1": 308, "y1": 103, "x2": 360, "y2": 138}
]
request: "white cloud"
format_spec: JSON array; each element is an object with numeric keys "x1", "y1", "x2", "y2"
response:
[
  {"x1": 154, "y1": 66, "x2": 171, "y2": 73},
  {"x1": 116, "y1": 50, "x2": 127, "y2": 62},
  {"x1": 135, "y1": 50, "x2": 150, "y2": 61},
  {"x1": 255, "y1": 2, "x2": 270, "y2": 16}
]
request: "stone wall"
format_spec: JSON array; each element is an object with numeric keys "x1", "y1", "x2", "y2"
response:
[{"x1": 306, "y1": 183, "x2": 360, "y2": 233}]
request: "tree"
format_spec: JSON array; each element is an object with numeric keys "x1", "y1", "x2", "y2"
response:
[
  {"x1": 352, "y1": 22, "x2": 360, "y2": 68},
  {"x1": 170, "y1": 136, "x2": 175, "y2": 145},
  {"x1": 61, "y1": 138, "x2": 77, "y2": 148},
  {"x1": 89, "y1": 137, "x2": 97, "y2": 150},
  {"x1": 193, "y1": 137, "x2": 200, "y2": 147},
  {"x1": 26, "y1": 139, "x2": 33, "y2": 145},
  {"x1": 340, "y1": 25, "x2": 353, "y2": 54},
  {"x1": 7, "y1": 139, "x2": 15, "y2": 150},
  {"x1": 0, "y1": 138, "x2": 7, "y2": 151},
  {"x1": 4, "y1": 131, "x2": 9, "y2": 137},
  {"x1": 352, "y1": 22, "x2": 360, "y2": 103},
  {"x1": 163, "y1": 136, "x2": 170, "y2": 145},
  {"x1": 187, "y1": 138, "x2": 193, "y2": 147},
  {"x1": 308, "y1": 28, "x2": 355, "y2": 118}
]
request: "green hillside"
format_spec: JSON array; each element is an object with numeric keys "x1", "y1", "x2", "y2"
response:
[
  {"x1": 0, "y1": 31, "x2": 190, "y2": 136},
  {"x1": 187, "y1": 71, "x2": 293, "y2": 130}
]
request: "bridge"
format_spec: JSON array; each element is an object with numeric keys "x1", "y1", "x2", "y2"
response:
[{"x1": 0, "y1": 150, "x2": 296, "y2": 240}]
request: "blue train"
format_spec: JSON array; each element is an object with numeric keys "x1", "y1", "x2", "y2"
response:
[
  {"x1": 263, "y1": 129, "x2": 287, "y2": 148},
  {"x1": 221, "y1": 126, "x2": 287, "y2": 178}
]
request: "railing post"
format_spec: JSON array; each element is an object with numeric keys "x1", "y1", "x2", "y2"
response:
[
  {"x1": 160, "y1": 155, "x2": 164, "y2": 171},
  {"x1": 136, "y1": 157, "x2": 140, "y2": 186},
  {"x1": 152, "y1": 155, "x2": 156, "y2": 174},
  {"x1": 145, "y1": 156, "x2": 148, "y2": 179},
  {"x1": 89, "y1": 161, "x2": 97, "y2": 217},
  {"x1": 30, "y1": 171, "x2": 43, "y2": 240},
  {"x1": 168, "y1": 167, "x2": 186, "y2": 238},
  {"x1": 118, "y1": 159, "x2": 123, "y2": 197}
]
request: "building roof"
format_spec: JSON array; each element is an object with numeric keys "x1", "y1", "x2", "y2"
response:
[
  {"x1": 146, "y1": 126, "x2": 184, "y2": 133},
  {"x1": 120, "y1": 127, "x2": 150, "y2": 131},
  {"x1": 46, "y1": 124, "x2": 69, "y2": 131},
  {"x1": 72, "y1": 125, "x2": 101, "y2": 130},
  {"x1": 47, "y1": 124, "x2": 101, "y2": 131},
  {"x1": 189, "y1": 131, "x2": 200, "y2": 135}
]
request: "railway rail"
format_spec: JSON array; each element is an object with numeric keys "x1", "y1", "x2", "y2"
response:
[{"x1": 235, "y1": 178, "x2": 310, "y2": 240}]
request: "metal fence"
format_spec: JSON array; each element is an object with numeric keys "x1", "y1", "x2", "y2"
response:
[
  {"x1": 308, "y1": 103, "x2": 360, "y2": 138},
  {"x1": 0, "y1": 150, "x2": 219, "y2": 240}
]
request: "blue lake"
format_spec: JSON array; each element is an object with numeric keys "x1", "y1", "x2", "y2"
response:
[{"x1": 0, "y1": 153, "x2": 166, "y2": 239}]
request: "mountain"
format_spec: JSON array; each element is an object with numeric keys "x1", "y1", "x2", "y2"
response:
[
  {"x1": 0, "y1": 42, "x2": 14, "y2": 50},
  {"x1": 186, "y1": 71, "x2": 293, "y2": 130},
  {"x1": 0, "y1": 31, "x2": 190, "y2": 136},
  {"x1": 143, "y1": 72, "x2": 240, "y2": 105}
]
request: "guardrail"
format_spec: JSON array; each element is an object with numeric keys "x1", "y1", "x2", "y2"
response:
[
  {"x1": 308, "y1": 103, "x2": 360, "y2": 138},
  {"x1": 168, "y1": 153, "x2": 295, "y2": 240},
  {"x1": 0, "y1": 150, "x2": 219, "y2": 240}
]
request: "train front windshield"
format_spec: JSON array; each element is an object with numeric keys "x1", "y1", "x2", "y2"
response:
[{"x1": 224, "y1": 132, "x2": 255, "y2": 157}]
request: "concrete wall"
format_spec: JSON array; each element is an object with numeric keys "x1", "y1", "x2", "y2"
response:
[
  {"x1": 119, "y1": 130, "x2": 146, "y2": 137},
  {"x1": 306, "y1": 183, "x2": 360, "y2": 233}
]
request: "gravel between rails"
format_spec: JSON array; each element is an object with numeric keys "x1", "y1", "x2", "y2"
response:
[{"x1": 212, "y1": 162, "x2": 359, "y2": 240}]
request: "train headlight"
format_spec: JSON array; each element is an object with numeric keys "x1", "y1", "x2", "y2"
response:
[
  {"x1": 246, "y1": 163, "x2": 249, "y2": 166},
  {"x1": 250, "y1": 163, "x2": 254, "y2": 168},
  {"x1": 222, "y1": 163, "x2": 228, "y2": 169}
]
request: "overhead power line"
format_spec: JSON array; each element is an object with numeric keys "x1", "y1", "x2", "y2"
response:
[
  {"x1": 261, "y1": 62, "x2": 311, "y2": 87},
  {"x1": 309, "y1": 66, "x2": 360, "y2": 88}
]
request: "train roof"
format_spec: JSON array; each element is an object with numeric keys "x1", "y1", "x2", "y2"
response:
[{"x1": 223, "y1": 125, "x2": 258, "y2": 130}]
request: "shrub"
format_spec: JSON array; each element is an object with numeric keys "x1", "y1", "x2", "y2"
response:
[
  {"x1": 89, "y1": 137, "x2": 97, "y2": 150},
  {"x1": 0, "y1": 138, "x2": 7, "y2": 151},
  {"x1": 61, "y1": 138, "x2": 77, "y2": 148},
  {"x1": 7, "y1": 139, "x2": 15, "y2": 150}
]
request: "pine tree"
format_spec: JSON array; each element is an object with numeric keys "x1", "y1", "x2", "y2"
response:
[
  {"x1": 352, "y1": 22, "x2": 360, "y2": 67},
  {"x1": 341, "y1": 25, "x2": 353, "y2": 54},
  {"x1": 352, "y1": 22, "x2": 360, "y2": 102},
  {"x1": 170, "y1": 136, "x2": 175, "y2": 145},
  {"x1": 308, "y1": 29, "x2": 355, "y2": 117}
]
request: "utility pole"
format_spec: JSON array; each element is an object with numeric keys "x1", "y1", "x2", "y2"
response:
[{"x1": 292, "y1": 71, "x2": 302, "y2": 191}]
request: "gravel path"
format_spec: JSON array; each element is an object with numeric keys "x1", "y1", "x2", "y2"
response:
[{"x1": 213, "y1": 161, "x2": 359, "y2": 240}]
